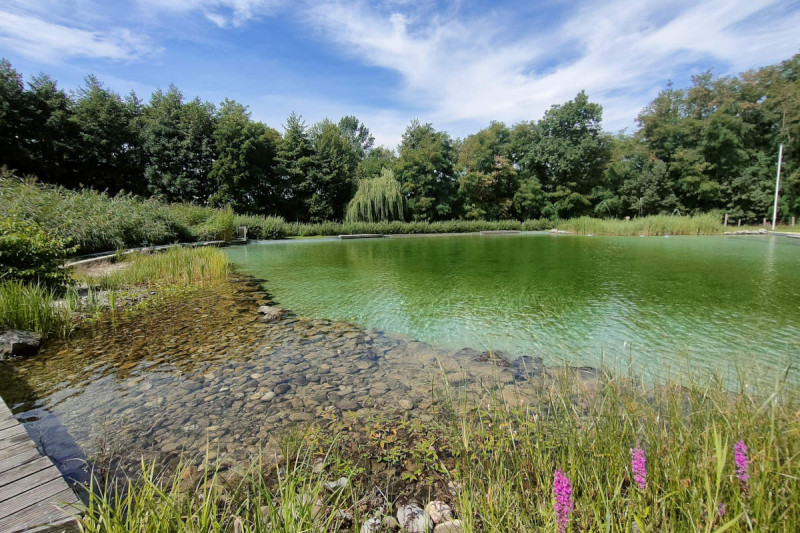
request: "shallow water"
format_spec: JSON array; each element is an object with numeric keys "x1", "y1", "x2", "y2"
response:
[
  {"x1": 225, "y1": 234, "x2": 800, "y2": 373},
  {"x1": 0, "y1": 279, "x2": 531, "y2": 482}
]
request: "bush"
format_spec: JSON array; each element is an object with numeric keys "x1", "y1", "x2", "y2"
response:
[{"x1": 0, "y1": 214, "x2": 74, "y2": 287}]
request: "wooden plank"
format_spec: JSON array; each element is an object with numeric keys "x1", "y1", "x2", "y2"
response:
[
  {"x1": 0, "y1": 425, "x2": 26, "y2": 442},
  {"x1": 0, "y1": 456, "x2": 53, "y2": 488},
  {"x1": 0, "y1": 442, "x2": 38, "y2": 467},
  {"x1": 0, "y1": 465, "x2": 64, "y2": 504},
  {"x1": 0, "y1": 432, "x2": 30, "y2": 452},
  {"x1": 0, "y1": 487, "x2": 80, "y2": 533},
  {"x1": 0, "y1": 478, "x2": 72, "y2": 520},
  {"x1": 0, "y1": 418, "x2": 19, "y2": 432},
  {"x1": 0, "y1": 401, "x2": 13, "y2": 419}
]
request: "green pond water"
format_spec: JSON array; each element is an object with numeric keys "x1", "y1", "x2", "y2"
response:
[{"x1": 226, "y1": 234, "x2": 800, "y2": 374}]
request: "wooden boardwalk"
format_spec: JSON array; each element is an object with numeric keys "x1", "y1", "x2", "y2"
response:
[{"x1": 0, "y1": 397, "x2": 82, "y2": 532}]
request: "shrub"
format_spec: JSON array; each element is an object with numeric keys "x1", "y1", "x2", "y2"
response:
[{"x1": 0, "y1": 214, "x2": 74, "y2": 287}]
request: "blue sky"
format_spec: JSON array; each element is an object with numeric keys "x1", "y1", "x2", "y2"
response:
[{"x1": 1, "y1": 0, "x2": 799, "y2": 147}]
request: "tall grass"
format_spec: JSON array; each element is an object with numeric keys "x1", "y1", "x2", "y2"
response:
[
  {"x1": 559, "y1": 213, "x2": 724, "y2": 236},
  {"x1": 83, "y1": 247, "x2": 230, "y2": 289},
  {"x1": 78, "y1": 367, "x2": 800, "y2": 532},
  {"x1": 283, "y1": 219, "x2": 554, "y2": 237},
  {"x1": 0, "y1": 176, "x2": 234, "y2": 254},
  {"x1": 0, "y1": 281, "x2": 73, "y2": 337}
]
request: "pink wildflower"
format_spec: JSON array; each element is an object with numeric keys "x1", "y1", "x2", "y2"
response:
[
  {"x1": 553, "y1": 470, "x2": 573, "y2": 533},
  {"x1": 734, "y1": 440, "x2": 750, "y2": 484},
  {"x1": 718, "y1": 503, "x2": 726, "y2": 518},
  {"x1": 631, "y1": 446, "x2": 647, "y2": 490}
]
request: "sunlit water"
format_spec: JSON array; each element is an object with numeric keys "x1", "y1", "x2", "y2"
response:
[{"x1": 226, "y1": 234, "x2": 800, "y2": 374}]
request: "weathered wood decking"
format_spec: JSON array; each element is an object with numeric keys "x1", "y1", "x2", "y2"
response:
[{"x1": 0, "y1": 397, "x2": 82, "y2": 532}]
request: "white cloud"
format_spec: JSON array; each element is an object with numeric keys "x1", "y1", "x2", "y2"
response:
[
  {"x1": 0, "y1": 9, "x2": 157, "y2": 63},
  {"x1": 303, "y1": 0, "x2": 800, "y2": 136},
  {"x1": 138, "y1": 0, "x2": 284, "y2": 27}
]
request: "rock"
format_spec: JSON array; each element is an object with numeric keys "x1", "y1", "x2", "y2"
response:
[
  {"x1": 453, "y1": 347, "x2": 481, "y2": 360},
  {"x1": 433, "y1": 520, "x2": 463, "y2": 533},
  {"x1": 324, "y1": 477, "x2": 350, "y2": 491},
  {"x1": 0, "y1": 330, "x2": 42, "y2": 359},
  {"x1": 382, "y1": 516, "x2": 400, "y2": 530},
  {"x1": 361, "y1": 517, "x2": 382, "y2": 533},
  {"x1": 261, "y1": 391, "x2": 276, "y2": 401},
  {"x1": 289, "y1": 412, "x2": 312, "y2": 422},
  {"x1": 425, "y1": 501, "x2": 452, "y2": 525},
  {"x1": 397, "y1": 503, "x2": 431, "y2": 533},
  {"x1": 398, "y1": 399, "x2": 414, "y2": 410},
  {"x1": 475, "y1": 350, "x2": 511, "y2": 367},
  {"x1": 258, "y1": 306, "x2": 284, "y2": 322},
  {"x1": 274, "y1": 383, "x2": 291, "y2": 394}
]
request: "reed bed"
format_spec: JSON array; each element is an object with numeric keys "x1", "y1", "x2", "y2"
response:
[
  {"x1": 84, "y1": 247, "x2": 230, "y2": 289},
  {"x1": 79, "y1": 367, "x2": 799, "y2": 532},
  {"x1": 0, "y1": 177, "x2": 233, "y2": 254},
  {"x1": 0, "y1": 281, "x2": 73, "y2": 337},
  {"x1": 560, "y1": 214, "x2": 723, "y2": 236}
]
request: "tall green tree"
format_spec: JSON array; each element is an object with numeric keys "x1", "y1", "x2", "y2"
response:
[
  {"x1": 208, "y1": 100, "x2": 281, "y2": 214},
  {"x1": 395, "y1": 120, "x2": 457, "y2": 221},
  {"x1": 71, "y1": 75, "x2": 143, "y2": 194},
  {"x1": 309, "y1": 119, "x2": 359, "y2": 221},
  {"x1": 139, "y1": 86, "x2": 216, "y2": 202},
  {"x1": 338, "y1": 115, "x2": 374, "y2": 158},
  {"x1": 276, "y1": 113, "x2": 316, "y2": 220}
]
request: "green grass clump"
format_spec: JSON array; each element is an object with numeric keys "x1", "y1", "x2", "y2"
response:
[
  {"x1": 0, "y1": 281, "x2": 73, "y2": 337},
  {"x1": 83, "y1": 247, "x2": 230, "y2": 290},
  {"x1": 78, "y1": 367, "x2": 800, "y2": 532},
  {"x1": 559, "y1": 213, "x2": 723, "y2": 236}
]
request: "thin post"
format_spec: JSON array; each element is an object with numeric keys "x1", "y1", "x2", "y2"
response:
[
  {"x1": 793, "y1": 216, "x2": 796, "y2": 227},
  {"x1": 763, "y1": 218, "x2": 767, "y2": 227},
  {"x1": 738, "y1": 219, "x2": 741, "y2": 227},
  {"x1": 772, "y1": 144, "x2": 784, "y2": 230},
  {"x1": 724, "y1": 213, "x2": 728, "y2": 227}
]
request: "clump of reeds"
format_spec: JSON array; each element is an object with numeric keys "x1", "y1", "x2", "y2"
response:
[
  {"x1": 559, "y1": 213, "x2": 723, "y2": 236},
  {"x1": 83, "y1": 247, "x2": 230, "y2": 290},
  {"x1": 0, "y1": 281, "x2": 73, "y2": 337}
]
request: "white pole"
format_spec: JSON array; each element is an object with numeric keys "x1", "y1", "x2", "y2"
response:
[{"x1": 772, "y1": 144, "x2": 784, "y2": 230}]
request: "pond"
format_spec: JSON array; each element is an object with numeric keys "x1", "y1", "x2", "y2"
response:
[
  {"x1": 225, "y1": 234, "x2": 800, "y2": 375},
  {"x1": 0, "y1": 233, "x2": 797, "y2": 485}
]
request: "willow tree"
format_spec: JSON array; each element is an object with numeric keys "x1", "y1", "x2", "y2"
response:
[{"x1": 345, "y1": 168, "x2": 405, "y2": 222}]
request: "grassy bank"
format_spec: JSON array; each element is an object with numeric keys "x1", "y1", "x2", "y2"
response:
[
  {"x1": 3, "y1": 178, "x2": 732, "y2": 256},
  {"x1": 1, "y1": 247, "x2": 231, "y2": 340},
  {"x1": 79, "y1": 367, "x2": 798, "y2": 532}
]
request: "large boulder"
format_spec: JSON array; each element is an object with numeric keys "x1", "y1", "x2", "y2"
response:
[{"x1": 0, "y1": 330, "x2": 42, "y2": 359}]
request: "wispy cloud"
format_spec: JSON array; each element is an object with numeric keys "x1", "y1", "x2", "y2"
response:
[
  {"x1": 303, "y1": 0, "x2": 800, "y2": 135},
  {"x1": 138, "y1": 0, "x2": 285, "y2": 27},
  {"x1": 0, "y1": 9, "x2": 158, "y2": 63}
]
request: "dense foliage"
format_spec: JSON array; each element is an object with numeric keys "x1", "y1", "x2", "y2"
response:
[
  {"x1": 1, "y1": 54, "x2": 798, "y2": 222},
  {"x1": 0, "y1": 213, "x2": 73, "y2": 286}
]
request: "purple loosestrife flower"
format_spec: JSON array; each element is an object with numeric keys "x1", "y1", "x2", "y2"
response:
[
  {"x1": 631, "y1": 446, "x2": 648, "y2": 490},
  {"x1": 553, "y1": 470, "x2": 574, "y2": 533},
  {"x1": 718, "y1": 503, "x2": 726, "y2": 518},
  {"x1": 734, "y1": 440, "x2": 750, "y2": 484}
]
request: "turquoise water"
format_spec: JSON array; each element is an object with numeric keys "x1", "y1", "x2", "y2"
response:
[{"x1": 225, "y1": 234, "x2": 800, "y2": 373}]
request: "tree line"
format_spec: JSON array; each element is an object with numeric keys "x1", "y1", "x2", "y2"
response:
[{"x1": 1, "y1": 54, "x2": 798, "y2": 222}]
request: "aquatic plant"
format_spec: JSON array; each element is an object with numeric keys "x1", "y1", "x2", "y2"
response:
[
  {"x1": 79, "y1": 247, "x2": 230, "y2": 289},
  {"x1": 553, "y1": 470, "x2": 574, "y2": 533},
  {"x1": 631, "y1": 446, "x2": 647, "y2": 490},
  {"x1": 734, "y1": 440, "x2": 750, "y2": 485},
  {"x1": 0, "y1": 281, "x2": 73, "y2": 337}
]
